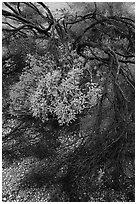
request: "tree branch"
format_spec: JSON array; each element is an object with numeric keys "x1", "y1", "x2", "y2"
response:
[
  {"x1": 2, "y1": 6, "x2": 53, "y2": 37},
  {"x1": 4, "y1": 2, "x2": 19, "y2": 15},
  {"x1": 37, "y1": 2, "x2": 53, "y2": 20}
]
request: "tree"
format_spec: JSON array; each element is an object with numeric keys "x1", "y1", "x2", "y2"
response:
[{"x1": 2, "y1": 2, "x2": 135, "y2": 202}]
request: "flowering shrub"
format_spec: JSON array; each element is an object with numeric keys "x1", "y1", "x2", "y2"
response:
[{"x1": 10, "y1": 50, "x2": 102, "y2": 125}]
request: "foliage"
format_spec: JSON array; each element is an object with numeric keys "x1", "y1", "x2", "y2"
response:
[{"x1": 10, "y1": 50, "x2": 102, "y2": 125}]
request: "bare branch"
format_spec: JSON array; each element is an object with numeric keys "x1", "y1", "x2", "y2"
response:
[
  {"x1": 37, "y1": 2, "x2": 53, "y2": 20},
  {"x1": 26, "y1": 2, "x2": 49, "y2": 21},
  {"x1": 119, "y1": 59, "x2": 135, "y2": 64},
  {"x1": 2, "y1": 8, "x2": 52, "y2": 37},
  {"x1": 2, "y1": 21, "x2": 16, "y2": 29},
  {"x1": 4, "y1": 2, "x2": 19, "y2": 15},
  {"x1": 17, "y1": 2, "x2": 21, "y2": 14},
  {"x1": 2, "y1": 24, "x2": 32, "y2": 33}
]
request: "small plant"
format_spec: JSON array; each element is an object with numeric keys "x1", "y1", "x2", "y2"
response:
[{"x1": 10, "y1": 50, "x2": 102, "y2": 125}]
